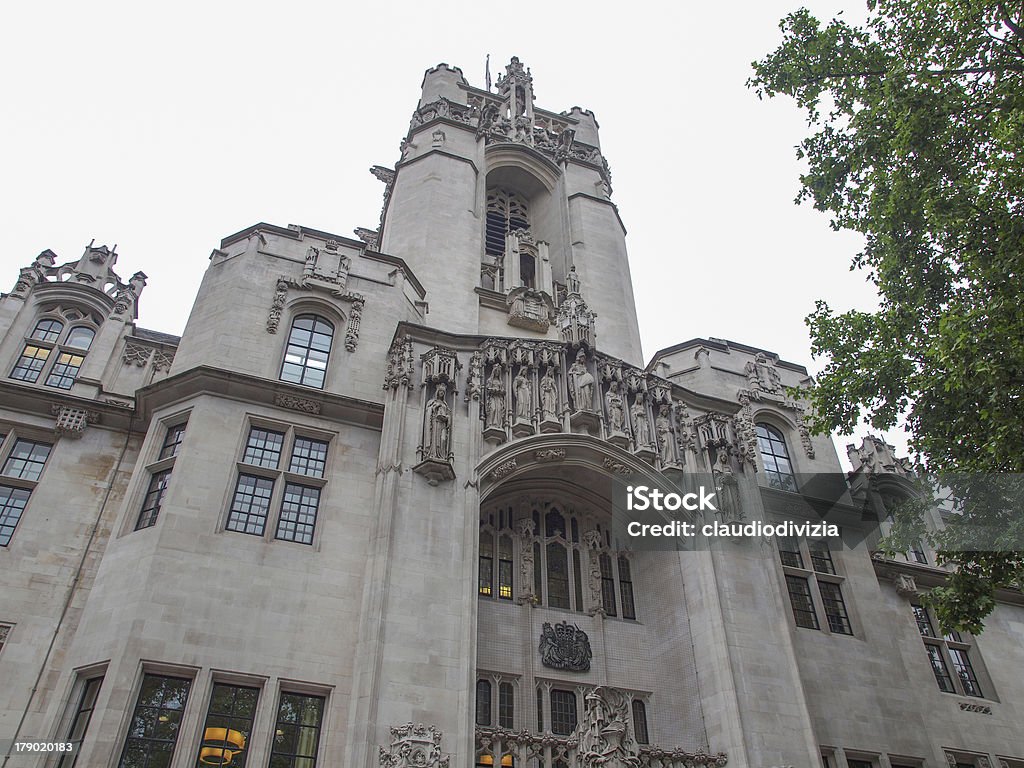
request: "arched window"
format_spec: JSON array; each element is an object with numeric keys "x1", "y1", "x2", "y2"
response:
[
  {"x1": 280, "y1": 314, "x2": 333, "y2": 389},
  {"x1": 756, "y1": 423, "x2": 797, "y2": 492},
  {"x1": 475, "y1": 679, "x2": 492, "y2": 726},
  {"x1": 498, "y1": 682, "x2": 514, "y2": 728},
  {"x1": 485, "y1": 189, "x2": 530, "y2": 258},
  {"x1": 10, "y1": 314, "x2": 96, "y2": 390},
  {"x1": 631, "y1": 700, "x2": 649, "y2": 744}
]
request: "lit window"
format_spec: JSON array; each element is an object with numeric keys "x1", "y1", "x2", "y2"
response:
[
  {"x1": 549, "y1": 690, "x2": 577, "y2": 736},
  {"x1": 631, "y1": 700, "x2": 648, "y2": 745},
  {"x1": 270, "y1": 692, "x2": 324, "y2": 767},
  {"x1": 479, "y1": 532, "x2": 493, "y2": 597},
  {"x1": 9, "y1": 316, "x2": 97, "y2": 389},
  {"x1": 280, "y1": 315, "x2": 333, "y2": 389},
  {"x1": 118, "y1": 674, "x2": 192, "y2": 768},
  {"x1": 195, "y1": 683, "x2": 259, "y2": 768},
  {"x1": 756, "y1": 423, "x2": 797, "y2": 492},
  {"x1": 58, "y1": 675, "x2": 104, "y2": 768}
]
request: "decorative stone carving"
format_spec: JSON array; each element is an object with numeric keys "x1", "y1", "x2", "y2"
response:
[
  {"x1": 795, "y1": 411, "x2": 815, "y2": 459},
  {"x1": 535, "y1": 448, "x2": 565, "y2": 462},
  {"x1": 847, "y1": 435, "x2": 914, "y2": 477},
  {"x1": 266, "y1": 279, "x2": 289, "y2": 333},
  {"x1": 575, "y1": 687, "x2": 641, "y2": 768},
  {"x1": 893, "y1": 573, "x2": 918, "y2": 597},
  {"x1": 745, "y1": 352, "x2": 782, "y2": 394},
  {"x1": 513, "y1": 368, "x2": 532, "y2": 422},
  {"x1": 655, "y1": 404, "x2": 675, "y2": 465},
  {"x1": 539, "y1": 365, "x2": 559, "y2": 426},
  {"x1": 485, "y1": 364, "x2": 506, "y2": 430},
  {"x1": 602, "y1": 458, "x2": 632, "y2": 477},
  {"x1": 152, "y1": 350, "x2": 174, "y2": 372},
  {"x1": 584, "y1": 530, "x2": 605, "y2": 615},
  {"x1": 383, "y1": 336, "x2": 415, "y2": 390},
  {"x1": 370, "y1": 165, "x2": 395, "y2": 185},
  {"x1": 714, "y1": 452, "x2": 742, "y2": 522},
  {"x1": 507, "y1": 287, "x2": 554, "y2": 332},
  {"x1": 568, "y1": 350, "x2": 595, "y2": 412},
  {"x1": 379, "y1": 723, "x2": 450, "y2": 768},
  {"x1": 959, "y1": 702, "x2": 993, "y2": 714},
  {"x1": 539, "y1": 620, "x2": 592, "y2": 672},
  {"x1": 516, "y1": 518, "x2": 537, "y2": 603},
  {"x1": 414, "y1": 383, "x2": 456, "y2": 486},
  {"x1": 605, "y1": 381, "x2": 626, "y2": 434},
  {"x1": 946, "y1": 753, "x2": 958, "y2": 768},
  {"x1": 557, "y1": 293, "x2": 597, "y2": 349},
  {"x1": 491, "y1": 459, "x2": 518, "y2": 480},
  {"x1": 465, "y1": 351, "x2": 484, "y2": 402},
  {"x1": 674, "y1": 402, "x2": 699, "y2": 460},
  {"x1": 345, "y1": 295, "x2": 365, "y2": 352},
  {"x1": 123, "y1": 343, "x2": 153, "y2": 367},
  {"x1": 353, "y1": 227, "x2": 379, "y2": 248},
  {"x1": 52, "y1": 405, "x2": 99, "y2": 438},
  {"x1": 274, "y1": 393, "x2": 322, "y2": 414}
]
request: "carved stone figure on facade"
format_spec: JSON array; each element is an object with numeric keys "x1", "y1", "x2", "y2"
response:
[
  {"x1": 568, "y1": 350, "x2": 595, "y2": 411},
  {"x1": 565, "y1": 265, "x2": 581, "y2": 296},
  {"x1": 516, "y1": 518, "x2": 537, "y2": 602},
  {"x1": 513, "y1": 369, "x2": 532, "y2": 422},
  {"x1": 540, "y1": 366, "x2": 558, "y2": 421},
  {"x1": 583, "y1": 530, "x2": 605, "y2": 614},
  {"x1": 576, "y1": 688, "x2": 641, "y2": 768},
  {"x1": 655, "y1": 404, "x2": 675, "y2": 464},
  {"x1": 714, "y1": 451, "x2": 742, "y2": 523},
  {"x1": 745, "y1": 352, "x2": 782, "y2": 394},
  {"x1": 605, "y1": 381, "x2": 625, "y2": 433},
  {"x1": 425, "y1": 384, "x2": 451, "y2": 460},
  {"x1": 627, "y1": 400, "x2": 649, "y2": 449},
  {"x1": 485, "y1": 365, "x2": 506, "y2": 428},
  {"x1": 266, "y1": 278, "x2": 289, "y2": 333},
  {"x1": 539, "y1": 621, "x2": 592, "y2": 672}
]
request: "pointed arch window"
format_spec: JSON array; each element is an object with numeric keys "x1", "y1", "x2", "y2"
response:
[
  {"x1": 756, "y1": 423, "x2": 797, "y2": 492},
  {"x1": 485, "y1": 189, "x2": 530, "y2": 258},
  {"x1": 280, "y1": 315, "x2": 333, "y2": 389},
  {"x1": 475, "y1": 680, "x2": 492, "y2": 726},
  {"x1": 631, "y1": 700, "x2": 649, "y2": 744},
  {"x1": 10, "y1": 315, "x2": 97, "y2": 390}
]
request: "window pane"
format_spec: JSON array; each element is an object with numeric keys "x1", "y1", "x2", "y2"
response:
[
  {"x1": 912, "y1": 605, "x2": 935, "y2": 637},
  {"x1": 243, "y1": 428, "x2": 284, "y2": 469},
  {"x1": 757, "y1": 423, "x2": 797, "y2": 491},
  {"x1": 32, "y1": 318, "x2": 64, "y2": 342},
  {"x1": 280, "y1": 315, "x2": 333, "y2": 389},
  {"x1": 195, "y1": 683, "x2": 260, "y2": 767},
  {"x1": 631, "y1": 700, "x2": 648, "y2": 745},
  {"x1": 777, "y1": 537, "x2": 804, "y2": 568},
  {"x1": 618, "y1": 556, "x2": 636, "y2": 620},
  {"x1": 550, "y1": 690, "x2": 576, "y2": 736},
  {"x1": 57, "y1": 676, "x2": 104, "y2": 768},
  {"x1": 270, "y1": 693, "x2": 324, "y2": 766},
  {"x1": 66, "y1": 327, "x2": 95, "y2": 351},
  {"x1": 599, "y1": 553, "x2": 617, "y2": 617},
  {"x1": 475, "y1": 680, "x2": 491, "y2": 726},
  {"x1": 45, "y1": 352, "x2": 85, "y2": 389},
  {"x1": 0, "y1": 485, "x2": 32, "y2": 546},
  {"x1": 949, "y1": 648, "x2": 983, "y2": 697},
  {"x1": 3, "y1": 439, "x2": 52, "y2": 481},
  {"x1": 808, "y1": 540, "x2": 836, "y2": 574},
  {"x1": 499, "y1": 537, "x2": 514, "y2": 600},
  {"x1": 275, "y1": 484, "x2": 320, "y2": 545},
  {"x1": 136, "y1": 470, "x2": 172, "y2": 530},
  {"x1": 10, "y1": 344, "x2": 50, "y2": 382},
  {"x1": 546, "y1": 542, "x2": 570, "y2": 609},
  {"x1": 498, "y1": 682, "x2": 514, "y2": 729},
  {"x1": 925, "y1": 643, "x2": 956, "y2": 693},
  {"x1": 818, "y1": 581, "x2": 852, "y2": 634},
  {"x1": 785, "y1": 575, "x2": 819, "y2": 629},
  {"x1": 289, "y1": 437, "x2": 328, "y2": 477},
  {"x1": 479, "y1": 532, "x2": 493, "y2": 597},
  {"x1": 159, "y1": 424, "x2": 187, "y2": 460},
  {"x1": 118, "y1": 675, "x2": 191, "y2": 768},
  {"x1": 226, "y1": 475, "x2": 274, "y2": 536}
]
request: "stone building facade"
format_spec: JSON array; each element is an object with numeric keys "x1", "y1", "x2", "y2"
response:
[{"x1": 0, "y1": 58, "x2": 1022, "y2": 768}]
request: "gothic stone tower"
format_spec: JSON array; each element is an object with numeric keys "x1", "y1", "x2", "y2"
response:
[{"x1": 1, "y1": 58, "x2": 1023, "y2": 768}]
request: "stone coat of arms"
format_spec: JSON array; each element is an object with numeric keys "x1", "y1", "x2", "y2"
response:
[{"x1": 539, "y1": 620, "x2": 592, "y2": 672}]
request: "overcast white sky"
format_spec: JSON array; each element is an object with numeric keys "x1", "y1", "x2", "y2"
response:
[{"x1": 2, "y1": 1, "x2": 901, "y2": 460}]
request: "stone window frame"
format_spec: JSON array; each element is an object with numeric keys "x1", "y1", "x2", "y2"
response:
[
  {"x1": 480, "y1": 500, "x2": 638, "y2": 619},
  {"x1": 0, "y1": 427, "x2": 55, "y2": 547},
  {"x1": 278, "y1": 313, "x2": 335, "y2": 390},
  {"x1": 116, "y1": 664, "x2": 198, "y2": 768},
  {"x1": 8, "y1": 309, "x2": 99, "y2": 391},
  {"x1": 52, "y1": 662, "x2": 108, "y2": 768},
  {"x1": 776, "y1": 534, "x2": 856, "y2": 637},
  {"x1": 191, "y1": 679, "x2": 262, "y2": 768},
  {"x1": 223, "y1": 419, "x2": 333, "y2": 548},
  {"x1": 533, "y1": 682, "x2": 651, "y2": 742},
  {"x1": 475, "y1": 673, "x2": 519, "y2": 729},
  {"x1": 909, "y1": 601, "x2": 993, "y2": 700},
  {"x1": 755, "y1": 421, "x2": 798, "y2": 493},
  {"x1": 133, "y1": 413, "x2": 190, "y2": 532},
  {"x1": 268, "y1": 684, "x2": 329, "y2": 768}
]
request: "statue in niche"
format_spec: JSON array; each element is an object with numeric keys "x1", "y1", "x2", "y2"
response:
[
  {"x1": 656, "y1": 404, "x2": 674, "y2": 463},
  {"x1": 517, "y1": 518, "x2": 537, "y2": 602},
  {"x1": 540, "y1": 366, "x2": 558, "y2": 420},
  {"x1": 424, "y1": 384, "x2": 451, "y2": 460},
  {"x1": 605, "y1": 381, "x2": 625, "y2": 433},
  {"x1": 485, "y1": 365, "x2": 506, "y2": 428},
  {"x1": 583, "y1": 530, "x2": 604, "y2": 612},
  {"x1": 568, "y1": 350, "x2": 595, "y2": 411},
  {"x1": 566, "y1": 265, "x2": 581, "y2": 295},
  {"x1": 513, "y1": 369, "x2": 532, "y2": 421},
  {"x1": 714, "y1": 451, "x2": 742, "y2": 522},
  {"x1": 632, "y1": 401, "x2": 651, "y2": 447}
]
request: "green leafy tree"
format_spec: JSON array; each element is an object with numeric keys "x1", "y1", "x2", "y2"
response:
[{"x1": 749, "y1": 0, "x2": 1024, "y2": 632}]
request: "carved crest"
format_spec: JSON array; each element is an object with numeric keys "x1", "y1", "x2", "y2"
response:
[{"x1": 539, "y1": 621, "x2": 592, "y2": 672}]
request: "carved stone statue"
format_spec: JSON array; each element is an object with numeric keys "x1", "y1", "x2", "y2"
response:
[
  {"x1": 517, "y1": 518, "x2": 537, "y2": 602},
  {"x1": 745, "y1": 352, "x2": 782, "y2": 393},
  {"x1": 632, "y1": 401, "x2": 651, "y2": 447},
  {"x1": 714, "y1": 451, "x2": 741, "y2": 522},
  {"x1": 576, "y1": 688, "x2": 641, "y2": 768},
  {"x1": 566, "y1": 265, "x2": 581, "y2": 295},
  {"x1": 513, "y1": 369, "x2": 532, "y2": 421},
  {"x1": 540, "y1": 366, "x2": 558, "y2": 420},
  {"x1": 605, "y1": 381, "x2": 625, "y2": 433},
  {"x1": 485, "y1": 365, "x2": 505, "y2": 428},
  {"x1": 424, "y1": 384, "x2": 451, "y2": 460},
  {"x1": 656, "y1": 404, "x2": 674, "y2": 463},
  {"x1": 568, "y1": 350, "x2": 595, "y2": 411},
  {"x1": 583, "y1": 532, "x2": 604, "y2": 614}
]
